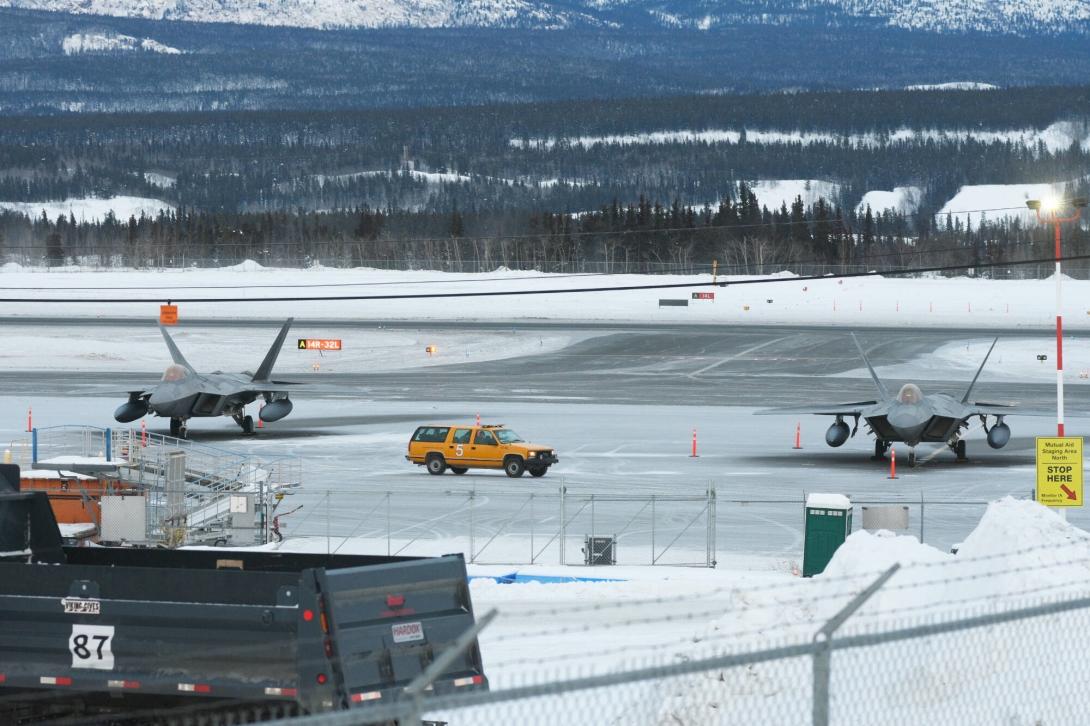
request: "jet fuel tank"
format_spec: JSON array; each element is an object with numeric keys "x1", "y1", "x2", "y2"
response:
[
  {"x1": 114, "y1": 399, "x2": 149, "y2": 423},
  {"x1": 825, "y1": 421, "x2": 850, "y2": 447},
  {"x1": 987, "y1": 422, "x2": 1011, "y2": 449},
  {"x1": 260, "y1": 398, "x2": 293, "y2": 422}
]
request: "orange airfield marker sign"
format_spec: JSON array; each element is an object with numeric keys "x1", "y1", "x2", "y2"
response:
[{"x1": 159, "y1": 305, "x2": 178, "y2": 325}]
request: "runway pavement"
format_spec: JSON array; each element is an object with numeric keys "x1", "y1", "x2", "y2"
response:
[{"x1": 2, "y1": 321, "x2": 1086, "y2": 565}]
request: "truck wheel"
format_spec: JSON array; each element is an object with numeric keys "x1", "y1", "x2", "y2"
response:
[
  {"x1": 504, "y1": 456, "x2": 525, "y2": 478},
  {"x1": 426, "y1": 454, "x2": 447, "y2": 475},
  {"x1": 528, "y1": 467, "x2": 547, "y2": 477},
  {"x1": 450, "y1": 467, "x2": 468, "y2": 475}
]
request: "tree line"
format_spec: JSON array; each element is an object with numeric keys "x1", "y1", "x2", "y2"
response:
[{"x1": 3, "y1": 187, "x2": 1085, "y2": 277}]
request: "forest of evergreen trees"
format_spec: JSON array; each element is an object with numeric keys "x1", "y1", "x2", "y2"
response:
[
  {"x1": 3, "y1": 184, "x2": 1085, "y2": 278},
  {"x1": 1, "y1": 87, "x2": 1088, "y2": 275}
]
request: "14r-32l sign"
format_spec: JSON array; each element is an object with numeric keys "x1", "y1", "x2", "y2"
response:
[{"x1": 298, "y1": 339, "x2": 342, "y2": 351}]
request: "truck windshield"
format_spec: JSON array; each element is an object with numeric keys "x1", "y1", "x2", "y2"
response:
[{"x1": 494, "y1": 429, "x2": 523, "y2": 444}]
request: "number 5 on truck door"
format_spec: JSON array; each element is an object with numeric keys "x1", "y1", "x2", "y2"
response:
[{"x1": 450, "y1": 429, "x2": 472, "y2": 464}]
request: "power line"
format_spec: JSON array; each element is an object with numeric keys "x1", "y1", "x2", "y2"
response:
[
  {"x1": 3, "y1": 251, "x2": 1087, "y2": 304},
  {"x1": 0, "y1": 235, "x2": 1062, "y2": 291}
]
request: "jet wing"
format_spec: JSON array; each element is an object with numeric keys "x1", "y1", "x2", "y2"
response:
[
  {"x1": 966, "y1": 402, "x2": 1058, "y2": 417},
  {"x1": 754, "y1": 401, "x2": 877, "y2": 416}
]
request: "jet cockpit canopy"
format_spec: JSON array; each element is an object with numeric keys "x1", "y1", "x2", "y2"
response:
[
  {"x1": 896, "y1": 383, "x2": 923, "y2": 404},
  {"x1": 162, "y1": 364, "x2": 190, "y2": 383}
]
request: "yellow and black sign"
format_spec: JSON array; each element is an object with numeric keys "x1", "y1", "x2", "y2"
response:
[
  {"x1": 1036, "y1": 437, "x2": 1084, "y2": 507},
  {"x1": 159, "y1": 305, "x2": 178, "y2": 325},
  {"x1": 298, "y1": 339, "x2": 342, "y2": 351}
]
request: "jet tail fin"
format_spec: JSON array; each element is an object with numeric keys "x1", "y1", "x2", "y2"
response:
[
  {"x1": 253, "y1": 318, "x2": 293, "y2": 382},
  {"x1": 160, "y1": 326, "x2": 196, "y2": 373},
  {"x1": 961, "y1": 336, "x2": 999, "y2": 403},
  {"x1": 851, "y1": 332, "x2": 891, "y2": 400}
]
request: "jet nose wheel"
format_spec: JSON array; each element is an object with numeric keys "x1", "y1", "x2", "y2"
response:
[
  {"x1": 242, "y1": 415, "x2": 255, "y2": 435},
  {"x1": 907, "y1": 449, "x2": 916, "y2": 468},
  {"x1": 170, "y1": 418, "x2": 188, "y2": 438}
]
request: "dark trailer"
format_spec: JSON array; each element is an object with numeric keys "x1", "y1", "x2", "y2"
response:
[{"x1": 0, "y1": 465, "x2": 488, "y2": 722}]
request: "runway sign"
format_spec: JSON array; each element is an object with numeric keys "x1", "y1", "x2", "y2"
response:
[
  {"x1": 692, "y1": 292, "x2": 714, "y2": 300},
  {"x1": 298, "y1": 339, "x2": 342, "y2": 351},
  {"x1": 1036, "y1": 437, "x2": 1083, "y2": 507},
  {"x1": 159, "y1": 305, "x2": 178, "y2": 325}
]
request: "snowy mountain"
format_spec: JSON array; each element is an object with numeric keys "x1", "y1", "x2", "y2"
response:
[
  {"x1": 2, "y1": 0, "x2": 1088, "y2": 32},
  {"x1": 1, "y1": 0, "x2": 601, "y2": 28}
]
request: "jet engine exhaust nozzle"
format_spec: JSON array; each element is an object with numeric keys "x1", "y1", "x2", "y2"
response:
[
  {"x1": 114, "y1": 399, "x2": 149, "y2": 423},
  {"x1": 826, "y1": 421, "x2": 850, "y2": 447},
  {"x1": 987, "y1": 422, "x2": 1011, "y2": 449},
  {"x1": 260, "y1": 399, "x2": 293, "y2": 422}
]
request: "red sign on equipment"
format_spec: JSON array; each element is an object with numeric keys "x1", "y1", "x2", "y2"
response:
[{"x1": 692, "y1": 292, "x2": 715, "y2": 300}]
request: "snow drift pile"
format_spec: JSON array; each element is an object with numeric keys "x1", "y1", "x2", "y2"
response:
[{"x1": 657, "y1": 498, "x2": 1090, "y2": 725}]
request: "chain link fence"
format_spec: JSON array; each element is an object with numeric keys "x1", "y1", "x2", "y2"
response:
[
  {"x1": 272, "y1": 486, "x2": 1007, "y2": 571},
  {"x1": 263, "y1": 569, "x2": 1090, "y2": 726},
  {"x1": 273, "y1": 486, "x2": 717, "y2": 567}
]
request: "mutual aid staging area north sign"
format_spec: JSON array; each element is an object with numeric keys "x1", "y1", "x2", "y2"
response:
[{"x1": 1036, "y1": 437, "x2": 1084, "y2": 507}]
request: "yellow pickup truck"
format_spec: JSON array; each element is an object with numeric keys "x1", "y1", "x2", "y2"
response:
[{"x1": 407, "y1": 424, "x2": 559, "y2": 478}]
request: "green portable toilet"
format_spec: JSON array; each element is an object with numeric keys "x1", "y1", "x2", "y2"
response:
[{"x1": 802, "y1": 493, "x2": 853, "y2": 577}]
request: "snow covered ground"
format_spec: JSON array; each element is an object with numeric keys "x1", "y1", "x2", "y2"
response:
[
  {"x1": 0, "y1": 196, "x2": 175, "y2": 223},
  {"x1": 511, "y1": 121, "x2": 1090, "y2": 154},
  {"x1": 432, "y1": 499, "x2": 1090, "y2": 724},
  {"x1": 2, "y1": 263, "x2": 1089, "y2": 332}
]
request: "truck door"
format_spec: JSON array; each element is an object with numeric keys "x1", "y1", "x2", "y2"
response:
[
  {"x1": 448, "y1": 429, "x2": 472, "y2": 465},
  {"x1": 471, "y1": 429, "x2": 499, "y2": 466}
]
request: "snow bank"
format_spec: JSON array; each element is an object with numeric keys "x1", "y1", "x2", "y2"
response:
[
  {"x1": 748, "y1": 180, "x2": 840, "y2": 212},
  {"x1": 62, "y1": 33, "x2": 183, "y2": 55},
  {"x1": 0, "y1": 196, "x2": 175, "y2": 223},
  {"x1": 857, "y1": 186, "x2": 921, "y2": 216},
  {"x1": 806, "y1": 493, "x2": 851, "y2": 509},
  {"x1": 938, "y1": 182, "x2": 1063, "y2": 226},
  {"x1": 0, "y1": 265, "x2": 1087, "y2": 332},
  {"x1": 657, "y1": 499, "x2": 1090, "y2": 724}
]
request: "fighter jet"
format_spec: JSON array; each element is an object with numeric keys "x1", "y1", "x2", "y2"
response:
[
  {"x1": 756, "y1": 333, "x2": 1040, "y2": 467},
  {"x1": 113, "y1": 319, "x2": 300, "y2": 437}
]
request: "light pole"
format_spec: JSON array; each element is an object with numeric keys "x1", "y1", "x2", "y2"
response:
[{"x1": 1026, "y1": 196, "x2": 1087, "y2": 436}]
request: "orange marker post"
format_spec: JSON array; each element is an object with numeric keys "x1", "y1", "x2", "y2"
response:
[
  {"x1": 690, "y1": 429, "x2": 698, "y2": 458},
  {"x1": 258, "y1": 404, "x2": 264, "y2": 428},
  {"x1": 141, "y1": 419, "x2": 147, "y2": 447},
  {"x1": 794, "y1": 422, "x2": 802, "y2": 450},
  {"x1": 888, "y1": 447, "x2": 897, "y2": 480},
  {"x1": 26, "y1": 407, "x2": 32, "y2": 432},
  {"x1": 476, "y1": 412, "x2": 481, "y2": 427}
]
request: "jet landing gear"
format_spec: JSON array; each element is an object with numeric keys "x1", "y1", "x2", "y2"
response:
[
  {"x1": 951, "y1": 439, "x2": 968, "y2": 463},
  {"x1": 872, "y1": 439, "x2": 889, "y2": 460},
  {"x1": 170, "y1": 418, "x2": 188, "y2": 439},
  {"x1": 907, "y1": 448, "x2": 916, "y2": 469},
  {"x1": 234, "y1": 413, "x2": 256, "y2": 435}
]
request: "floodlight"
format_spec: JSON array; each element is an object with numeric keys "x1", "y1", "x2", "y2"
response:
[
  {"x1": 1026, "y1": 200, "x2": 1042, "y2": 210},
  {"x1": 1072, "y1": 197, "x2": 1088, "y2": 209},
  {"x1": 1042, "y1": 197, "x2": 1059, "y2": 212}
]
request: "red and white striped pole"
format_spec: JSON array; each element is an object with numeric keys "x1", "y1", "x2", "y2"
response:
[
  {"x1": 476, "y1": 412, "x2": 481, "y2": 427},
  {"x1": 690, "y1": 428, "x2": 698, "y2": 458},
  {"x1": 1054, "y1": 217, "x2": 1065, "y2": 436},
  {"x1": 141, "y1": 419, "x2": 147, "y2": 447},
  {"x1": 793, "y1": 422, "x2": 802, "y2": 450},
  {"x1": 26, "y1": 407, "x2": 32, "y2": 432},
  {"x1": 888, "y1": 447, "x2": 897, "y2": 480},
  {"x1": 1030, "y1": 201, "x2": 1083, "y2": 437}
]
